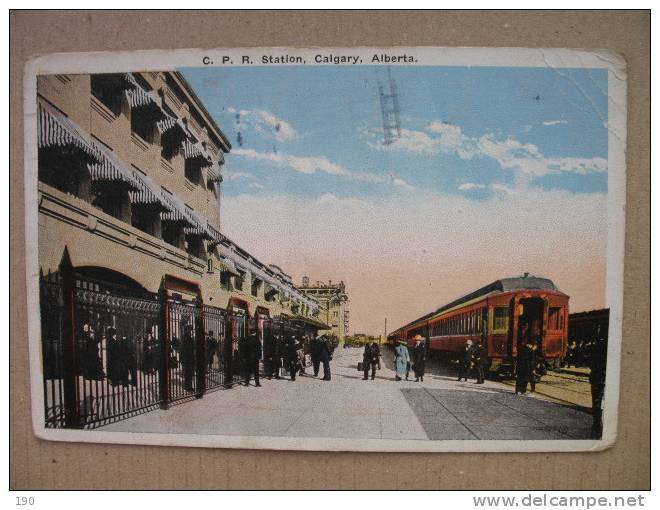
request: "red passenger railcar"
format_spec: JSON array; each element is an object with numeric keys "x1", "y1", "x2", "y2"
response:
[{"x1": 389, "y1": 274, "x2": 569, "y2": 374}]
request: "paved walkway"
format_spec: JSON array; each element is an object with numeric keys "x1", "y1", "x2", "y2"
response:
[{"x1": 101, "y1": 347, "x2": 592, "y2": 440}]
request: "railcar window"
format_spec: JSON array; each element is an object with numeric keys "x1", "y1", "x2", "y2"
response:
[
  {"x1": 548, "y1": 307, "x2": 562, "y2": 330},
  {"x1": 493, "y1": 307, "x2": 509, "y2": 332}
]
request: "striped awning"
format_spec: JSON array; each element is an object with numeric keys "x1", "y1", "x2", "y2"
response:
[
  {"x1": 207, "y1": 161, "x2": 223, "y2": 182},
  {"x1": 159, "y1": 192, "x2": 210, "y2": 239},
  {"x1": 160, "y1": 192, "x2": 191, "y2": 224},
  {"x1": 206, "y1": 224, "x2": 225, "y2": 247},
  {"x1": 124, "y1": 85, "x2": 160, "y2": 109},
  {"x1": 88, "y1": 141, "x2": 140, "y2": 190},
  {"x1": 183, "y1": 209, "x2": 212, "y2": 239},
  {"x1": 220, "y1": 257, "x2": 241, "y2": 277},
  {"x1": 127, "y1": 169, "x2": 170, "y2": 210},
  {"x1": 121, "y1": 73, "x2": 140, "y2": 89},
  {"x1": 156, "y1": 112, "x2": 191, "y2": 139},
  {"x1": 265, "y1": 284, "x2": 280, "y2": 299},
  {"x1": 182, "y1": 140, "x2": 213, "y2": 167},
  {"x1": 37, "y1": 106, "x2": 101, "y2": 162}
]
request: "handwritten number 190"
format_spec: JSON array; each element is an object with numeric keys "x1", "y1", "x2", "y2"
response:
[{"x1": 16, "y1": 497, "x2": 34, "y2": 506}]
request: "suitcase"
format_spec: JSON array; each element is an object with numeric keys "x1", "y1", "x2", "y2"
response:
[{"x1": 357, "y1": 362, "x2": 364, "y2": 372}]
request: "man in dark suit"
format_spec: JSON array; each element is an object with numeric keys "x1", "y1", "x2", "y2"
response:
[
  {"x1": 515, "y1": 339, "x2": 536, "y2": 394},
  {"x1": 472, "y1": 335, "x2": 487, "y2": 384},
  {"x1": 180, "y1": 324, "x2": 196, "y2": 392},
  {"x1": 589, "y1": 324, "x2": 608, "y2": 438},
  {"x1": 457, "y1": 339, "x2": 473, "y2": 381},
  {"x1": 239, "y1": 332, "x2": 262, "y2": 387},
  {"x1": 310, "y1": 335, "x2": 322, "y2": 377},
  {"x1": 362, "y1": 343, "x2": 376, "y2": 380},
  {"x1": 319, "y1": 336, "x2": 332, "y2": 381}
]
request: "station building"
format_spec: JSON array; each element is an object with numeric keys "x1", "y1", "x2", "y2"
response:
[{"x1": 36, "y1": 71, "x2": 321, "y2": 321}]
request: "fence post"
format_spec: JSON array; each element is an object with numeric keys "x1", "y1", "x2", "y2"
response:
[
  {"x1": 195, "y1": 298, "x2": 206, "y2": 398},
  {"x1": 224, "y1": 313, "x2": 233, "y2": 387},
  {"x1": 59, "y1": 247, "x2": 82, "y2": 428},
  {"x1": 158, "y1": 280, "x2": 170, "y2": 410}
]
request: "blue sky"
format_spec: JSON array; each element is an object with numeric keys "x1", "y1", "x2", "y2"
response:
[
  {"x1": 180, "y1": 65, "x2": 608, "y2": 200},
  {"x1": 179, "y1": 65, "x2": 609, "y2": 333}
]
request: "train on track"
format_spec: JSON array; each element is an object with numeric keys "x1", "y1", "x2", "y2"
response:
[{"x1": 387, "y1": 273, "x2": 569, "y2": 376}]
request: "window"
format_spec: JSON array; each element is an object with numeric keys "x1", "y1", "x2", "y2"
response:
[
  {"x1": 91, "y1": 74, "x2": 123, "y2": 116},
  {"x1": 184, "y1": 158, "x2": 203, "y2": 185},
  {"x1": 162, "y1": 222, "x2": 184, "y2": 249},
  {"x1": 220, "y1": 272, "x2": 233, "y2": 290},
  {"x1": 161, "y1": 133, "x2": 181, "y2": 161},
  {"x1": 251, "y1": 278, "x2": 262, "y2": 297},
  {"x1": 185, "y1": 234, "x2": 204, "y2": 259},
  {"x1": 234, "y1": 270, "x2": 244, "y2": 291},
  {"x1": 92, "y1": 182, "x2": 130, "y2": 222},
  {"x1": 38, "y1": 147, "x2": 92, "y2": 201},
  {"x1": 131, "y1": 205, "x2": 160, "y2": 237},
  {"x1": 548, "y1": 307, "x2": 563, "y2": 330},
  {"x1": 131, "y1": 109, "x2": 157, "y2": 143},
  {"x1": 493, "y1": 307, "x2": 509, "y2": 332}
]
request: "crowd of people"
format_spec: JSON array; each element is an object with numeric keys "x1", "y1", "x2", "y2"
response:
[
  {"x1": 253, "y1": 333, "x2": 335, "y2": 386},
  {"x1": 68, "y1": 321, "x2": 339, "y2": 393}
]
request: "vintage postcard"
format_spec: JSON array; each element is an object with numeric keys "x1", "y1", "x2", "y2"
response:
[{"x1": 23, "y1": 47, "x2": 626, "y2": 452}]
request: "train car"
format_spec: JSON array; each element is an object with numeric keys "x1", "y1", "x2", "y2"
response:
[
  {"x1": 565, "y1": 308, "x2": 610, "y2": 368},
  {"x1": 390, "y1": 273, "x2": 569, "y2": 375}
]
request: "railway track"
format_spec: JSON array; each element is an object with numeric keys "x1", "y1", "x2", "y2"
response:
[{"x1": 498, "y1": 368, "x2": 593, "y2": 411}]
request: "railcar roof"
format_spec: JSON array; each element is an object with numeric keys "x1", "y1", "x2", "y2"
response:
[{"x1": 394, "y1": 275, "x2": 564, "y2": 333}]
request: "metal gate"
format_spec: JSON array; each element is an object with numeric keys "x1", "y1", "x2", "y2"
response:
[
  {"x1": 226, "y1": 309, "x2": 246, "y2": 385},
  {"x1": 203, "y1": 304, "x2": 227, "y2": 391},
  {"x1": 38, "y1": 262, "x2": 237, "y2": 428},
  {"x1": 164, "y1": 299, "x2": 202, "y2": 403}
]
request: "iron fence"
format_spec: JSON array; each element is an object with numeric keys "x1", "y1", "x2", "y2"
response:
[
  {"x1": 40, "y1": 272, "x2": 66, "y2": 428},
  {"x1": 39, "y1": 272, "x2": 316, "y2": 428},
  {"x1": 73, "y1": 285, "x2": 162, "y2": 426}
]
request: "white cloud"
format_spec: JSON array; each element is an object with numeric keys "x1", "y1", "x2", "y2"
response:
[
  {"x1": 353, "y1": 172, "x2": 387, "y2": 184},
  {"x1": 366, "y1": 122, "x2": 476, "y2": 160},
  {"x1": 231, "y1": 148, "x2": 413, "y2": 190},
  {"x1": 543, "y1": 120, "x2": 568, "y2": 126},
  {"x1": 365, "y1": 121, "x2": 607, "y2": 178},
  {"x1": 221, "y1": 188, "x2": 607, "y2": 335},
  {"x1": 393, "y1": 177, "x2": 415, "y2": 190},
  {"x1": 458, "y1": 182, "x2": 486, "y2": 191},
  {"x1": 228, "y1": 107, "x2": 299, "y2": 142},
  {"x1": 232, "y1": 148, "x2": 350, "y2": 176},
  {"x1": 491, "y1": 183, "x2": 516, "y2": 194},
  {"x1": 477, "y1": 135, "x2": 607, "y2": 177}
]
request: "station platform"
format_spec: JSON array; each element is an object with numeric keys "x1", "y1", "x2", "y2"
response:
[{"x1": 101, "y1": 347, "x2": 593, "y2": 441}]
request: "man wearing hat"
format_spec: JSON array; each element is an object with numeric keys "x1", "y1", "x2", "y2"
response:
[
  {"x1": 472, "y1": 334, "x2": 488, "y2": 384},
  {"x1": 310, "y1": 335, "x2": 323, "y2": 377},
  {"x1": 457, "y1": 339, "x2": 473, "y2": 382},
  {"x1": 412, "y1": 334, "x2": 426, "y2": 382},
  {"x1": 239, "y1": 331, "x2": 262, "y2": 387}
]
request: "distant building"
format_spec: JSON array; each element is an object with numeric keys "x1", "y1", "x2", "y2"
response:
[{"x1": 299, "y1": 278, "x2": 349, "y2": 340}]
